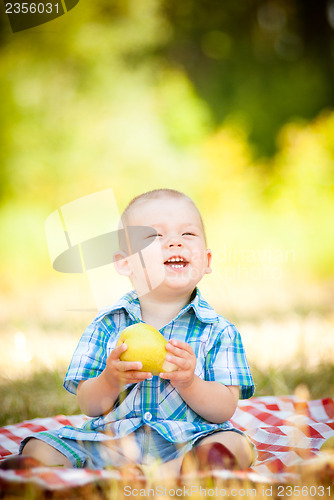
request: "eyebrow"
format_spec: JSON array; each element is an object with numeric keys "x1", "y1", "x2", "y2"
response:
[
  {"x1": 149, "y1": 222, "x2": 200, "y2": 227},
  {"x1": 147, "y1": 223, "x2": 201, "y2": 233}
]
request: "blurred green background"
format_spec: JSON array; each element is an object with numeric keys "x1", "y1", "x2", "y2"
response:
[{"x1": 1, "y1": 0, "x2": 334, "y2": 423}]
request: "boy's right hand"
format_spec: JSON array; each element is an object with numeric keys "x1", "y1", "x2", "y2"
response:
[{"x1": 105, "y1": 343, "x2": 152, "y2": 388}]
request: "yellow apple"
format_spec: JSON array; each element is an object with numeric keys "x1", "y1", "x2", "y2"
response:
[{"x1": 117, "y1": 323, "x2": 178, "y2": 376}]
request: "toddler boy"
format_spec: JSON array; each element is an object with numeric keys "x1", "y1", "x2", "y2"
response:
[{"x1": 20, "y1": 188, "x2": 255, "y2": 475}]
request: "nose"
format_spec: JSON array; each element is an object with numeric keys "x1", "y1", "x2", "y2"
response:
[{"x1": 166, "y1": 234, "x2": 183, "y2": 248}]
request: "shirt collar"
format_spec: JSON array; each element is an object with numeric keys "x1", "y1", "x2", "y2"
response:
[
  {"x1": 105, "y1": 288, "x2": 219, "y2": 325},
  {"x1": 108, "y1": 289, "x2": 142, "y2": 322},
  {"x1": 176, "y1": 288, "x2": 219, "y2": 324}
]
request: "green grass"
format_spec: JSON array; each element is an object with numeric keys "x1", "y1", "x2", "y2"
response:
[
  {"x1": 0, "y1": 368, "x2": 80, "y2": 427},
  {"x1": 1, "y1": 363, "x2": 333, "y2": 427},
  {"x1": 252, "y1": 363, "x2": 334, "y2": 400}
]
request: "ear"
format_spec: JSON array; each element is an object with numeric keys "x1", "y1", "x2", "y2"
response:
[
  {"x1": 113, "y1": 251, "x2": 132, "y2": 276},
  {"x1": 204, "y1": 249, "x2": 212, "y2": 275}
]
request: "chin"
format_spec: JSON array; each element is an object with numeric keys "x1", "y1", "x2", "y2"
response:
[{"x1": 164, "y1": 280, "x2": 197, "y2": 296}]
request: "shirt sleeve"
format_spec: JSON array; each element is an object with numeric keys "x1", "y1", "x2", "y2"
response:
[
  {"x1": 63, "y1": 317, "x2": 113, "y2": 395},
  {"x1": 205, "y1": 323, "x2": 255, "y2": 399}
]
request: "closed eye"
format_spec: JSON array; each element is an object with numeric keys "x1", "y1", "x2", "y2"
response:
[{"x1": 182, "y1": 232, "x2": 197, "y2": 237}]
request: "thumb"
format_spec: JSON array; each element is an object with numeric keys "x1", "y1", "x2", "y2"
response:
[{"x1": 110, "y1": 342, "x2": 128, "y2": 360}]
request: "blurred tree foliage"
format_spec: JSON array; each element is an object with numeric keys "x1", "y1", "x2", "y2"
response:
[
  {"x1": 0, "y1": 0, "x2": 334, "y2": 289},
  {"x1": 159, "y1": 0, "x2": 334, "y2": 156}
]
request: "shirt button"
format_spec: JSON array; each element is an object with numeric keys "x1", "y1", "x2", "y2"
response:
[{"x1": 144, "y1": 411, "x2": 152, "y2": 422}]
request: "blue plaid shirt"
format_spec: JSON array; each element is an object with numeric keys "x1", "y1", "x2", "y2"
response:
[{"x1": 59, "y1": 288, "x2": 254, "y2": 444}]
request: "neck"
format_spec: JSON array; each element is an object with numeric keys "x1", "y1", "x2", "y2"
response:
[{"x1": 139, "y1": 289, "x2": 196, "y2": 330}]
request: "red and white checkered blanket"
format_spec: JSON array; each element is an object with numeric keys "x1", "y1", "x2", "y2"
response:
[{"x1": 0, "y1": 396, "x2": 333, "y2": 492}]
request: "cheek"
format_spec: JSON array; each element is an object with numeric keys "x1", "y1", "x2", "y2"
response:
[
  {"x1": 191, "y1": 248, "x2": 208, "y2": 266},
  {"x1": 140, "y1": 244, "x2": 166, "y2": 286},
  {"x1": 142, "y1": 240, "x2": 163, "y2": 262},
  {"x1": 127, "y1": 253, "x2": 143, "y2": 274}
]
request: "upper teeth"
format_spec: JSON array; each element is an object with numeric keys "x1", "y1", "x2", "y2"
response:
[{"x1": 167, "y1": 257, "x2": 184, "y2": 262}]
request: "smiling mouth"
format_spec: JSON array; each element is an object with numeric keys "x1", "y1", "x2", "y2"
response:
[{"x1": 164, "y1": 256, "x2": 189, "y2": 269}]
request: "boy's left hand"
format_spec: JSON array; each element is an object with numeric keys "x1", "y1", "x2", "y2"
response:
[{"x1": 159, "y1": 339, "x2": 196, "y2": 390}]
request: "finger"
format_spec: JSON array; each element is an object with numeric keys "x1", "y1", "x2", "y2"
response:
[
  {"x1": 165, "y1": 341, "x2": 192, "y2": 358},
  {"x1": 164, "y1": 353, "x2": 190, "y2": 370},
  {"x1": 165, "y1": 343, "x2": 185, "y2": 358},
  {"x1": 159, "y1": 370, "x2": 187, "y2": 381},
  {"x1": 109, "y1": 343, "x2": 128, "y2": 360},
  {"x1": 168, "y1": 339, "x2": 194, "y2": 354},
  {"x1": 116, "y1": 360, "x2": 143, "y2": 372},
  {"x1": 122, "y1": 371, "x2": 152, "y2": 382}
]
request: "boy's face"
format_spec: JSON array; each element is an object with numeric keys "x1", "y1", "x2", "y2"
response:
[{"x1": 116, "y1": 197, "x2": 212, "y2": 299}]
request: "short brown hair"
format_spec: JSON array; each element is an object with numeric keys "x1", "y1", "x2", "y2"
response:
[{"x1": 121, "y1": 188, "x2": 207, "y2": 243}]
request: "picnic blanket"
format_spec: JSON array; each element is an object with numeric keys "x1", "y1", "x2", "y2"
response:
[{"x1": 0, "y1": 396, "x2": 333, "y2": 494}]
